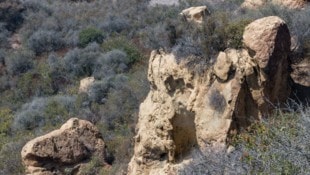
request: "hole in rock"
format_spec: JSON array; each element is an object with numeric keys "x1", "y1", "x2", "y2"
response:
[
  {"x1": 290, "y1": 83, "x2": 310, "y2": 106},
  {"x1": 164, "y1": 76, "x2": 185, "y2": 96},
  {"x1": 160, "y1": 153, "x2": 167, "y2": 161},
  {"x1": 171, "y1": 108, "x2": 197, "y2": 161}
]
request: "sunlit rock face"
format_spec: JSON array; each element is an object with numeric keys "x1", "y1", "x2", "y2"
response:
[
  {"x1": 128, "y1": 16, "x2": 291, "y2": 175},
  {"x1": 79, "y1": 76, "x2": 95, "y2": 93},
  {"x1": 180, "y1": 6, "x2": 210, "y2": 24},
  {"x1": 241, "y1": 0, "x2": 309, "y2": 9}
]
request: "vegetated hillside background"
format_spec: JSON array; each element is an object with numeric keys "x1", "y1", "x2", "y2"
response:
[{"x1": 0, "y1": 0, "x2": 309, "y2": 174}]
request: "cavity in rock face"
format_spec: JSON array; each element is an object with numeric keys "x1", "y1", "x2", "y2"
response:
[
  {"x1": 128, "y1": 16, "x2": 291, "y2": 175},
  {"x1": 170, "y1": 108, "x2": 197, "y2": 161}
]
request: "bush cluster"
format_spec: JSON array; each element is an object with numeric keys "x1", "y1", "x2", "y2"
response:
[
  {"x1": 12, "y1": 95, "x2": 76, "y2": 131},
  {"x1": 27, "y1": 30, "x2": 65, "y2": 55},
  {"x1": 0, "y1": 0, "x2": 24, "y2": 31},
  {"x1": 78, "y1": 27, "x2": 104, "y2": 47},
  {"x1": 5, "y1": 49, "x2": 34, "y2": 76},
  {"x1": 102, "y1": 37, "x2": 142, "y2": 64}
]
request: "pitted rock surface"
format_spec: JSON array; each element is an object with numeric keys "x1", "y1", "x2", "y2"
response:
[
  {"x1": 21, "y1": 118, "x2": 107, "y2": 175},
  {"x1": 128, "y1": 16, "x2": 291, "y2": 175}
]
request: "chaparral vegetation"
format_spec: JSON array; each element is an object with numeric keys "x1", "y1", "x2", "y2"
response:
[{"x1": 0, "y1": 0, "x2": 309, "y2": 174}]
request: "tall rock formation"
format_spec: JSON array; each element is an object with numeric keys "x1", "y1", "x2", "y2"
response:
[
  {"x1": 128, "y1": 16, "x2": 291, "y2": 175},
  {"x1": 21, "y1": 118, "x2": 107, "y2": 175}
]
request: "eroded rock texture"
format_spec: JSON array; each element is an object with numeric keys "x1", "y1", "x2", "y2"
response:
[
  {"x1": 241, "y1": 0, "x2": 267, "y2": 9},
  {"x1": 242, "y1": 0, "x2": 309, "y2": 9},
  {"x1": 128, "y1": 16, "x2": 291, "y2": 175},
  {"x1": 21, "y1": 118, "x2": 107, "y2": 175},
  {"x1": 78, "y1": 76, "x2": 95, "y2": 93},
  {"x1": 273, "y1": 0, "x2": 309, "y2": 9},
  {"x1": 180, "y1": 6, "x2": 210, "y2": 24},
  {"x1": 243, "y1": 16, "x2": 291, "y2": 112},
  {"x1": 291, "y1": 59, "x2": 310, "y2": 87}
]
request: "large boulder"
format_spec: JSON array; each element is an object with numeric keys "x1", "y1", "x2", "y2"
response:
[
  {"x1": 180, "y1": 6, "x2": 210, "y2": 24},
  {"x1": 273, "y1": 0, "x2": 309, "y2": 9},
  {"x1": 21, "y1": 118, "x2": 107, "y2": 175},
  {"x1": 241, "y1": 0, "x2": 267, "y2": 9},
  {"x1": 241, "y1": 0, "x2": 309, "y2": 9},
  {"x1": 243, "y1": 16, "x2": 291, "y2": 110},
  {"x1": 128, "y1": 16, "x2": 291, "y2": 175}
]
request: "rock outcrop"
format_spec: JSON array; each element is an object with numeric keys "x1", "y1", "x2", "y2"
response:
[
  {"x1": 241, "y1": 0, "x2": 267, "y2": 9},
  {"x1": 291, "y1": 59, "x2": 310, "y2": 87},
  {"x1": 273, "y1": 0, "x2": 309, "y2": 9},
  {"x1": 290, "y1": 37, "x2": 310, "y2": 88},
  {"x1": 21, "y1": 118, "x2": 107, "y2": 175},
  {"x1": 180, "y1": 6, "x2": 210, "y2": 24},
  {"x1": 128, "y1": 16, "x2": 291, "y2": 175},
  {"x1": 241, "y1": 0, "x2": 309, "y2": 9},
  {"x1": 243, "y1": 16, "x2": 291, "y2": 110},
  {"x1": 290, "y1": 57, "x2": 310, "y2": 103},
  {"x1": 79, "y1": 77, "x2": 95, "y2": 93}
]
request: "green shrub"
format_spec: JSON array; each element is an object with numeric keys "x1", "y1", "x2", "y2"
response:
[
  {"x1": 5, "y1": 49, "x2": 34, "y2": 76},
  {"x1": 0, "y1": 108, "x2": 13, "y2": 149},
  {"x1": 15, "y1": 62, "x2": 54, "y2": 100},
  {"x1": 27, "y1": 30, "x2": 65, "y2": 55},
  {"x1": 102, "y1": 37, "x2": 142, "y2": 64},
  {"x1": 0, "y1": 138, "x2": 29, "y2": 175},
  {"x1": 0, "y1": 0, "x2": 24, "y2": 31},
  {"x1": 44, "y1": 100, "x2": 70, "y2": 127},
  {"x1": 12, "y1": 96, "x2": 76, "y2": 131},
  {"x1": 225, "y1": 19, "x2": 252, "y2": 49},
  {"x1": 93, "y1": 49, "x2": 130, "y2": 79},
  {"x1": 79, "y1": 27, "x2": 104, "y2": 47},
  {"x1": 78, "y1": 156, "x2": 106, "y2": 175},
  {"x1": 64, "y1": 43, "x2": 101, "y2": 77}
]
